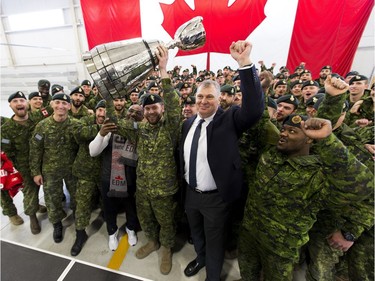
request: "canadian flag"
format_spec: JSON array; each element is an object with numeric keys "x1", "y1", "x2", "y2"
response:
[{"x1": 80, "y1": 0, "x2": 373, "y2": 78}]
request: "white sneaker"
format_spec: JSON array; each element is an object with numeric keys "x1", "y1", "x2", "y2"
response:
[
  {"x1": 108, "y1": 229, "x2": 119, "y2": 251},
  {"x1": 126, "y1": 227, "x2": 137, "y2": 246}
]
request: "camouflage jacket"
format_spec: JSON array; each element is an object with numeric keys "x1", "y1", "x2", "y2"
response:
[
  {"x1": 1, "y1": 112, "x2": 44, "y2": 176},
  {"x1": 29, "y1": 115, "x2": 79, "y2": 176},
  {"x1": 117, "y1": 78, "x2": 181, "y2": 198},
  {"x1": 83, "y1": 91, "x2": 100, "y2": 110},
  {"x1": 71, "y1": 115, "x2": 101, "y2": 181},
  {"x1": 69, "y1": 105, "x2": 91, "y2": 119},
  {"x1": 244, "y1": 134, "x2": 373, "y2": 261}
]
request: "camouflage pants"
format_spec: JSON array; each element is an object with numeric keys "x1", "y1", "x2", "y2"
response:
[
  {"x1": 347, "y1": 226, "x2": 374, "y2": 281},
  {"x1": 75, "y1": 178, "x2": 100, "y2": 230},
  {"x1": 1, "y1": 174, "x2": 40, "y2": 216},
  {"x1": 238, "y1": 226, "x2": 294, "y2": 281},
  {"x1": 43, "y1": 173, "x2": 77, "y2": 224},
  {"x1": 136, "y1": 191, "x2": 176, "y2": 248},
  {"x1": 306, "y1": 230, "x2": 343, "y2": 281}
]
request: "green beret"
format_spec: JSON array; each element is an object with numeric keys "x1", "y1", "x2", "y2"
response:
[
  {"x1": 290, "y1": 79, "x2": 304, "y2": 89},
  {"x1": 349, "y1": 75, "x2": 368, "y2": 85},
  {"x1": 52, "y1": 93, "x2": 71, "y2": 103},
  {"x1": 95, "y1": 99, "x2": 106, "y2": 110},
  {"x1": 282, "y1": 114, "x2": 308, "y2": 128},
  {"x1": 28, "y1": 92, "x2": 42, "y2": 100},
  {"x1": 220, "y1": 84, "x2": 236, "y2": 95},
  {"x1": 182, "y1": 96, "x2": 196, "y2": 105},
  {"x1": 274, "y1": 80, "x2": 288, "y2": 88},
  {"x1": 38, "y1": 79, "x2": 50, "y2": 88},
  {"x1": 305, "y1": 93, "x2": 325, "y2": 109},
  {"x1": 142, "y1": 93, "x2": 163, "y2": 107},
  {"x1": 276, "y1": 94, "x2": 299, "y2": 107},
  {"x1": 51, "y1": 84, "x2": 64, "y2": 96},
  {"x1": 301, "y1": 80, "x2": 319, "y2": 90},
  {"x1": 147, "y1": 81, "x2": 159, "y2": 90},
  {"x1": 8, "y1": 91, "x2": 27, "y2": 102},
  {"x1": 81, "y1": 79, "x2": 91, "y2": 86},
  {"x1": 179, "y1": 83, "x2": 191, "y2": 91},
  {"x1": 70, "y1": 86, "x2": 84, "y2": 96}
]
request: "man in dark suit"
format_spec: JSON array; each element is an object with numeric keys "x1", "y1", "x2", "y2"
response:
[{"x1": 180, "y1": 40, "x2": 264, "y2": 281}]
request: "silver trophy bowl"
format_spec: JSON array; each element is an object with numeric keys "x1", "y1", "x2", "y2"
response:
[{"x1": 82, "y1": 16, "x2": 206, "y2": 100}]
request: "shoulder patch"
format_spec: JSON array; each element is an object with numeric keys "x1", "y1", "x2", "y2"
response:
[{"x1": 34, "y1": 134, "x2": 43, "y2": 141}]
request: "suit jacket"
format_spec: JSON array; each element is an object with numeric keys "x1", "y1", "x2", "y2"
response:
[{"x1": 180, "y1": 65, "x2": 264, "y2": 203}]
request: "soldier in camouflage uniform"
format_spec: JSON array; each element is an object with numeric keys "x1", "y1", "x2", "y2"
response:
[
  {"x1": 69, "y1": 86, "x2": 92, "y2": 119},
  {"x1": 81, "y1": 79, "x2": 100, "y2": 110},
  {"x1": 1, "y1": 91, "x2": 47, "y2": 232},
  {"x1": 113, "y1": 96, "x2": 127, "y2": 119},
  {"x1": 38, "y1": 79, "x2": 52, "y2": 108},
  {"x1": 68, "y1": 100, "x2": 106, "y2": 256},
  {"x1": 116, "y1": 45, "x2": 181, "y2": 275},
  {"x1": 295, "y1": 80, "x2": 320, "y2": 114},
  {"x1": 30, "y1": 93, "x2": 80, "y2": 243}
]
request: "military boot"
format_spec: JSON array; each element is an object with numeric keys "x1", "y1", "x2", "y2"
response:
[
  {"x1": 9, "y1": 214, "x2": 24, "y2": 225},
  {"x1": 160, "y1": 246, "x2": 172, "y2": 275},
  {"x1": 71, "y1": 229, "x2": 88, "y2": 256},
  {"x1": 135, "y1": 239, "x2": 160, "y2": 259},
  {"x1": 53, "y1": 221, "x2": 63, "y2": 243},
  {"x1": 38, "y1": 204, "x2": 47, "y2": 213},
  {"x1": 29, "y1": 214, "x2": 41, "y2": 234}
]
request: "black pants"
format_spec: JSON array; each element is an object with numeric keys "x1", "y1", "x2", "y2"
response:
[{"x1": 185, "y1": 187, "x2": 230, "y2": 281}]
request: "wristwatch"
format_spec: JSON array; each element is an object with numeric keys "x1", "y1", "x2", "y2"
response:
[{"x1": 341, "y1": 230, "x2": 356, "y2": 241}]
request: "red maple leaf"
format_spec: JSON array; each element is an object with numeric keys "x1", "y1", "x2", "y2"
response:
[
  {"x1": 115, "y1": 175, "x2": 124, "y2": 180},
  {"x1": 160, "y1": 0, "x2": 268, "y2": 56}
]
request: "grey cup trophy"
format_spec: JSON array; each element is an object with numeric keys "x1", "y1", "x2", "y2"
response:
[{"x1": 82, "y1": 16, "x2": 206, "y2": 102}]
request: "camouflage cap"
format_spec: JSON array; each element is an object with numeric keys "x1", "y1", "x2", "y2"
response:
[
  {"x1": 142, "y1": 93, "x2": 163, "y2": 107},
  {"x1": 28, "y1": 91, "x2": 42, "y2": 100},
  {"x1": 349, "y1": 75, "x2": 368, "y2": 85},
  {"x1": 220, "y1": 84, "x2": 236, "y2": 95},
  {"x1": 51, "y1": 84, "x2": 64, "y2": 96},
  {"x1": 301, "y1": 80, "x2": 319, "y2": 90},
  {"x1": 38, "y1": 79, "x2": 50, "y2": 88},
  {"x1": 81, "y1": 79, "x2": 91, "y2": 86},
  {"x1": 52, "y1": 93, "x2": 71, "y2": 103},
  {"x1": 182, "y1": 96, "x2": 196, "y2": 105},
  {"x1": 282, "y1": 114, "x2": 308, "y2": 128},
  {"x1": 276, "y1": 94, "x2": 299, "y2": 108},
  {"x1": 8, "y1": 91, "x2": 27, "y2": 102},
  {"x1": 95, "y1": 99, "x2": 106, "y2": 110},
  {"x1": 70, "y1": 86, "x2": 84, "y2": 96}
]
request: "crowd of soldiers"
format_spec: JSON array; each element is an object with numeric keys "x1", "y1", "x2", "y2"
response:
[{"x1": 1, "y1": 42, "x2": 374, "y2": 281}]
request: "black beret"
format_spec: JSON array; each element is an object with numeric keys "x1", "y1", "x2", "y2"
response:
[
  {"x1": 182, "y1": 96, "x2": 196, "y2": 105},
  {"x1": 275, "y1": 73, "x2": 286, "y2": 80},
  {"x1": 294, "y1": 65, "x2": 305, "y2": 71},
  {"x1": 220, "y1": 84, "x2": 236, "y2": 95},
  {"x1": 301, "y1": 80, "x2": 319, "y2": 90},
  {"x1": 276, "y1": 94, "x2": 299, "y2": 107},
  {"x1": 8, "y1": 91, "x2": 27, "y2": 102},
  {"x1": 217, "y1": 73, "x2": 224, "y2": 78},
  {"x1": 183, "y1": 68, "x2": 189, "y2": 72},
  {"x1": 232, "y1": 74, "x2": 240, "y2": 82},
  {"x1": 300, "y1": 69, "x2": 311, "y2": 75},
  {"x1": 196, "y1": 77, "x2": 204, "y2": 83},
  {"x1": 349, "y1": 75, "x2": 368, "y2": 85},
  {"x1": 235, "y1": 85, "x2": 241, "y2": 92},
  {"x1": 28, "y1": 91, "x2": 42, "y2": 100},
  {"x1": 70, "y1": 86, "x2": 84, "y2": 95},
  {"x1": 282, "y1": 114, "x2": 308, "y2": 128},
  {"x1": 223, "y1": 66, "x2": 231, "y2": 70},
  {"x1": 147, "y1": 81, "x2": 159, "y2": 90},
  {"x1": 52, "y1": 93, "x2": 71, "y2": 103},
  {"x1": 342, "y1": 100, "x2": 350, "y2": 112},
  {"x1": 267, "y1": 97, "x2": 277, "y2": 110},
  {"x1": 306, "y1": 93, "x2": 325, "y2": 107},
  {"x1": 147, "y1": 76, "x2": 157, "y2": 81},
  {"x1": 345, "y1": 71, "x2": 359, "y2": 78},
  {"x1": 179, "y1": 83, "x2": 191, "y2": 91},
  {"x1": 95, "y1": 99, "x2": 106, "y2": 110},
  {"x1": 289, "y1": 73, "x2": 300, "y2": 79},
  {"x1": 331, "y1": 73, "x2": 345, "y2": 80},
  {"x1": 274, "y1": 80, "x2": 288, "y2": 88},
  {"x1": 290, "y1": 79, "x2": 304, "y2": 89},
  {"x1": 321, "y1": 65, "x2": 332, "y2": 70},
  {"x1": 142, "y1": 93, "x2": 163, "y2": 107},
  {"x1": 81, "y1": 80, "x2": 91, "y2": 86},
  {"x1": 138, "y1": 90, "x2": 147, "y2": 99},
  {"x1": 38, "y1": 79, "x2": 50, "y2": 88},
  {"x1": 129, "y1": 87, "x2": 140, "y2": 94},
  {"x1": 51, "y1": 84, "x2": 64, "y2": 96}
]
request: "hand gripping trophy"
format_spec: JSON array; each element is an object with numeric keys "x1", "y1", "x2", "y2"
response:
[{"x1": 82, "y1": 16, "x2": 206, "y2": 122}]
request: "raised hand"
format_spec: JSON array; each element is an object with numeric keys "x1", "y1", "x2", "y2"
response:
[
  {"x1": 230, "y1": 40, "x2": 252, "y2": 68},
  {"x1": 324, "y1": 75, "x2": 349, "y2": 96},
  {"x1": 300, "y1": 118, "x2": 332, "y2": 140}
]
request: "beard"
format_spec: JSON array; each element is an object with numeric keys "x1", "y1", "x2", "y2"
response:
[{"x1": 72, "y1": 99, "x2": 83, "y2": 108}]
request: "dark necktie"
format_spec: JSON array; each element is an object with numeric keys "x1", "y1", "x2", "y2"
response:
[{"x1": 189, "y1": 118, "x2": 204, "y2": 188}]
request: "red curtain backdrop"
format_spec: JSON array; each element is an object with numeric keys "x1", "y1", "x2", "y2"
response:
[
  {"x1": 80, "y1": 0, "x2": 373, "y2": 76},
  {"x1": 286, "y1": 0, "x2": 374, "y2": 78}
]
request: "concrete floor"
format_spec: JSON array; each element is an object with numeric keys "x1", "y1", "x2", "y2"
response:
[{"x1": 0, "y1": 188, "x2": 307, "y2": 281}]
